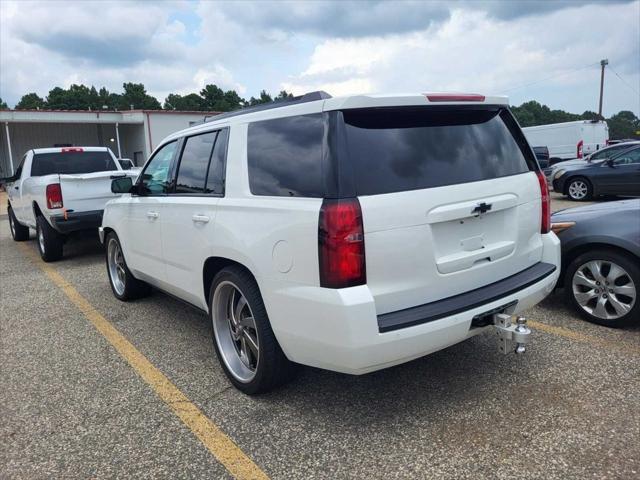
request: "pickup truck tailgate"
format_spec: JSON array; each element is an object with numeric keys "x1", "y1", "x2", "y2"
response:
[{"x1": 58, "y1": 171, "x2": 137, "y2": 213}]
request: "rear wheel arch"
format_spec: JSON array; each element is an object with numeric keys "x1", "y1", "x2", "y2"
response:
[
  {"x1": 32, "y1": 201, "x2": 43, "y2": 218},
  {"x1": 203, "y1": 257, "x2": 259, "y2": 306}
]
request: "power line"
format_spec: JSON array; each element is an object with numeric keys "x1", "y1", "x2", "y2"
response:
[
  {"x1": 502, "y1": 62, "x2": 600, "y2": 93},
  {"x1": 607, "y1": 65, "x2": 640, "y2": 98}
]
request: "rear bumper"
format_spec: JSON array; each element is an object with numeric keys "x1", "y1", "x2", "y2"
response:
[
  {"x1": 50, "y1": 210, "x2": 103, "y2": 234},
  {"x1": 263, "y1": 233, "x2": 560, "y2": 375}
]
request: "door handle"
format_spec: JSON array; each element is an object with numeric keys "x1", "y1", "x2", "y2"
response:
[
  {"x1": 192, "y1": 214, "x2": 210, "y2": 224},
  {"x1": 14, "y1": 186, "x2": 19, "y2": 190},
  {"x1": 146, "y1": 211, "x2": 159, "y2": 219}
]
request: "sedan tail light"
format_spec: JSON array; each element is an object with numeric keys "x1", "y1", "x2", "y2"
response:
[
  {"x1": 318, "y1": 198, "x2": 366, "y2": 288},
  {"x1": 46, "y1": 183, "x2": 63, "y2": 209}
]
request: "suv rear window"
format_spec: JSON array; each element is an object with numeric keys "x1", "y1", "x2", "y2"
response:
[
  {"x1": 247, "y1": 114, "x2": 324, "y2": 197},
  {"x1": 31, "y1": 151, "x2": 116, "y2": 176},
  {"x1": 342, "y1": 108, "x2": 533, "y2": 196}
]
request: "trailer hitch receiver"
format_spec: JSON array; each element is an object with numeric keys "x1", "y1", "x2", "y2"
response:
[{"x1": 493, "y1": 314, "x2": 531, "y2": 354}]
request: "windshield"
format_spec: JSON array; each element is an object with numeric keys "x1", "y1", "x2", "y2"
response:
[{"x1": 31, "y1": 151, "x2": 117, "y2": 176}]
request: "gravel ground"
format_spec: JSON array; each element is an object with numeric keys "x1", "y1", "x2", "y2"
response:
[{"x1": 1, "y1": 196, "x2": 639, "y2": 479}]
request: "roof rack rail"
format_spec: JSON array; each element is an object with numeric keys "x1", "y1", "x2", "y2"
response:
[{"x1": 203, "y1": 90, "x2": 332, "y2": 123}]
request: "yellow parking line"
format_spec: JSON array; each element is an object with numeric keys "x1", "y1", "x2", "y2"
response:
[
  {"x1": 528, "y1": 320, "x2": 640, "y2": 356},
  {"x1": 17, "y1": 243, "x2": 269, "y2": 480}
]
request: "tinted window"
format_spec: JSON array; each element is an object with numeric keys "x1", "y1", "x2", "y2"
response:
[
  {"x1": 590, "y1": 144, "x2": 629, "y2": 161},
  {"x1": 248, "y1": 114, "x2": 324, "y2": 197},
  {"x1": 205, "y1": 128, "x2": 228, "y2": 195},
  {"x1": 176, "y1": 131, "x2": 217, "y2": 194},
  {"x1": 31, "y1": 151, "x2": 116, "y2": 176},
  {"x1": 342, "y1": 108, "x2": 532, "y2": 196},
  {"x1": 140, "y1": 141, "x2": 177, "y2": 195},
  {"x1": 613, "y1": 148, "x2": 640, "y2": 165}
]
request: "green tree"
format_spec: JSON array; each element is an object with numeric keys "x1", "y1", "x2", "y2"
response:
[
  {"x1": 248, "y1": 90, "x2": 273, "y2": 106},
  {"x1": 0, "y1": 97, "x2": 8, "y2": 109},
  {"x1": 200, "y1": 84, "x2": 244, "y2": 111},
  {"x1": 607, "y1": 111, "x2": 640, "y2": 140},
  {"x1": 511, "y1": 100, "x2": 581, "y2": 127},
  {"x1": 116, "y1": 83, "x2": 161, "y2": 110},
  {"x1": 274, "y1": 90, "x2": 294, "y2": 102},
  {"x1": 46, "y1": 84, "x2": 101, "y2": 110},
  {"x1": 164, "y1": 93, "x2": 205, "y2": 111},
  {"x1": 15, "y1": 92, "x2": 45, "y2": 110}
]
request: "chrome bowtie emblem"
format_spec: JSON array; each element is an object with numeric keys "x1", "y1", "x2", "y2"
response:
[{"x1": 472, "y1": 202, "x2": 492, "y2": 215}]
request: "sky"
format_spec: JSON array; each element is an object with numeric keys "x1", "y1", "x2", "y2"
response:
[{"x1": 0, "y1": 0, "x2": 639, "y2": 116}]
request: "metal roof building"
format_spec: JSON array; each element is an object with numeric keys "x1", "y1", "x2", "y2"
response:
[{"x1": 0, "y1": 109, "x2": 219, "y2": 176}]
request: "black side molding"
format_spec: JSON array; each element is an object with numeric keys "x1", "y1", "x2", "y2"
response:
[{"x1": 377, "y1": 262, "x2": 556, "y2": 333}]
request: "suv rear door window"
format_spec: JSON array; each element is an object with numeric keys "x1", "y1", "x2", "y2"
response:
[
  {"x1": 175, "y1": 131, "x2": 217, "y2": 194},
  {"x1": 247, "y1": 114, "x2": 324, "y2": 197},
  {"x1": 342, "y1": 108, "x2": 533, "y2": 196},
  {"x1": 205, "y1": 128, "x2": 228, "y2": 195},
  {"x1": 31, "y1": 151, "x2": 116, "y2": 176}
]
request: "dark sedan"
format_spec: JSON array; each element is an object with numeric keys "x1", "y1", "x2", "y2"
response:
[
  {"x1": 552, "y1": 145, "x2": 640, "y2": 200},
  {"x1": 551, "y1": 199, "x2": 639, "y2": 327}
]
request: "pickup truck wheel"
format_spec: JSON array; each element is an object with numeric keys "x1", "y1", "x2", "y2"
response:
[
  {"x1": 565, "y1": 249, "x2": 639, "y2": 328},
  {"x1": 105, "y1": 232, "x2": 151, "y2": 300},
  {"x1": 36, "y1": 216, "x2": 63, "y2": 262},
  {"x1": 8, "y1": 206, "x2": 30, "y2": 241},
  {"x1": 209, "y1": 266, "x2": 295, "y2": 394}
]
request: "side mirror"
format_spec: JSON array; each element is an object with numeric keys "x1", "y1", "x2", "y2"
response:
[{"x1": 111, "y1": 176, "x2": 134, "y2": 194}]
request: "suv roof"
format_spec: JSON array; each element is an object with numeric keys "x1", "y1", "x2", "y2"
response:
[{"x1": 164, "y1": 92, "x2": 509, "y2": 145}]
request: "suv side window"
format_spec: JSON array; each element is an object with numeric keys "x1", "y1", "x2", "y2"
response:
[
  {"x1": 175, "y1": 131, "x2": 217, "y2": 194},
  {"x1": 139, "y1": 141, "x2": 177, "y2": 195},
  {"x1": 205, "y1": 128, "x2": 228, "y2": 195},
  {"x1": 247, "y1": 114, "x2": 324, "y2": 197}
]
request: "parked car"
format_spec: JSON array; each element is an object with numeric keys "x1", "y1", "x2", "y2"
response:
[
  {"x1": 545, "y1": 141, "x2": 640, "y2": 185},
  {"x1": 523, "y1": 120, "x2": 609, "y2": 164},
  {"x1": 552, "y1": 145, "x2": 640, "y2": 200},
  {"x1": 552, "y1": 199, "x2": 639, "y2": 327},
  {"x1": 100, "y1": 91, "x2": 560, "y2": 394},
  {"x1": 4, "y1": 146, "x2": 138, "y2": 261},
  {"x1": 532, "y1": 146, "x2": 550, "y2": 169}
]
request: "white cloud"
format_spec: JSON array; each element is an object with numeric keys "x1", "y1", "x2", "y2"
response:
[{"x1": 0, "y1": 0, "x2": 637, "y2": 118}]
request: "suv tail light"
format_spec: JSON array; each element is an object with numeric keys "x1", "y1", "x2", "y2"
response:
[
  {"x1": 536, "y1": 171, "x2": 550, "y2": 234},
  {"x1": 576, "y1": 140, "x2": 583, "y2": 158},
  {"x1": 46, "y1": 183, "x2": 63, "y2": 209},
  {"x1": 318, "y1": 198, "x2": 366, "y2": 288}
]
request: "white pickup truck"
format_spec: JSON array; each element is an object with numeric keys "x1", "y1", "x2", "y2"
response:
[{"x1": 4, "y1": 146, "x2": 138, "y2": 261}]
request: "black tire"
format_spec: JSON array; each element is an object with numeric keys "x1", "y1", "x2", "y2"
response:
[
  {"x1": 8, "y1": 206, "x2": 30, "y2": 241},
  {"x1": 209, "y1": 266, "x2": 295, "y2": 394},
  {"x1": 566, "y1": 176, "x2": 593, "y2": 201},
  {"x1": 105, "y1": 232, "x2": 151, "y2": 301},
  {"x1": 564, "y1": 249, "x2": 639, "y2": 328},
  {"x1": 36, "y1": 215, "x2": 64, "y2": 262}
]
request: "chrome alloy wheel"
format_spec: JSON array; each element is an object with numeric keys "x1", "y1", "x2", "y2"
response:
[
  {"x1": 212, "y1": 281, "x2": 259, "y2": 383},
  {"x1": 107, "y1": 238, "x2": 126, "y2": 296},
  {"x1": 568, "y1": 180, "x2": 588, "y2": 200},
  {"x1": 37, "y1": 225, "x2": 45, "y2": 253},
  {"x1": 8, "y1": 212, "x2": 15, "y2": 238},
  {"x1": 572, "y1": 260, "x2": 636, "y2": 320}
]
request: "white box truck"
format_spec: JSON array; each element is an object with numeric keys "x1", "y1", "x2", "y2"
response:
[{"x1": 523, "y1": 120, "x2": 609, "y2": 164}]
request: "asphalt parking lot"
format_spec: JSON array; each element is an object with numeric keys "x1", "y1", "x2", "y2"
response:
[{"x1": 1, "y1": 192, "x2": 639, "y2": 479}]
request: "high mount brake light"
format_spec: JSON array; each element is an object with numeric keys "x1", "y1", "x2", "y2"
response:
[
  {"x1": 61, "y1": 147, "x2": 84, "y2": 153},
  {"x1": 426, "y1": 94, "x2": 485, "y2": 102},
  {"x1": 536, "y1": 171, "x2": 551, "y2": 234},
  {"x1": 46, "y1": 183, "x2": 63, "y2": 209},
  {"x1": 318, "y1": 198, "x2": 366, "y2": 288}
]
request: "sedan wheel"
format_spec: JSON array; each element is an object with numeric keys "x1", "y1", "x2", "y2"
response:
[
  {"x1": 567, "y1": 178, "x2": 591, "y2": 200},
  {"x1": 571, "y1": 258, "x2": 637, "y2": 324}
]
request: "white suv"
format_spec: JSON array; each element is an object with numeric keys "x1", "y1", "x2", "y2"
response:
[{"x1": 100, "y1": 92, "x2": 560, "y2": 394}]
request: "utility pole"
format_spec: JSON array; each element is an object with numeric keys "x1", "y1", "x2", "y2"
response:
[{"x1": 598, "y1": 59, "x2": 608, "y2": 119}]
